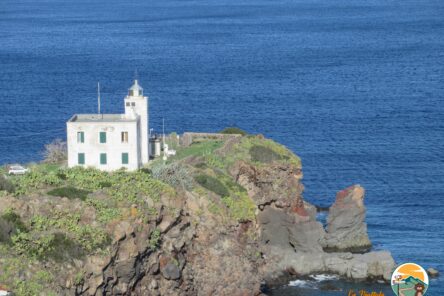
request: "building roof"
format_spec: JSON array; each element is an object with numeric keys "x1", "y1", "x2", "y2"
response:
[{"x1": 68, "y1": 114, "x2": 138, "y2": 123}]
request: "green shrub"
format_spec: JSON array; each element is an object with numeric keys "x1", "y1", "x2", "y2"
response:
[
  {"x1": 1, "y1": 209, "x2": 27, "y2": 233},
  {"x1": 194, "y1": 174, "x2": 229, "y2": 197},
  {"x1": 249, "y1": 145, "x2": 286, "y2": 163},
  {"x1": 30, "y1": 212, "x2": 110, "y2": 253},
  {"x1": 47, "y1": 187, "x2": 91, "y2": 201},
  {"x1": 221, "y1": 193, "x2": 256, "y2": 221},
  {"x1": 151, "y1": 162, "x2": 193, "y2": 190},
  {"x1": 85, "y1": 198, "x2": 121, "y2": 223},
  {"x1": 220, "y1": 127, "x2": 248, "y2": 136},
  {"x1": 205, "y1": 154, "x2": 225, "y2": 169},
  {"x1": 11, "y1": 232, "x2": 55, "y2": 259},
  {"x1": 105, "y1": 171, "x2": 174, "y2": 203},
  {"x1": 12, "y1": 170, "x2": 63, "y2": 195},
  {"x1": 60, "y1": 167, "x2": 110, "y2": 191},
  {"x1": 11, "y1": 231, "x2": 82, "y2": 261},
  {"x1": 149, "y1": 229, "x2": 161, "y2": 250},
  {"x1": 44, "y1": 232, "x2": 84, "y2": 261}
]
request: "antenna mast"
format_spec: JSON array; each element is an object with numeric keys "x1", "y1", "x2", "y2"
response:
[
  {"x1": 162, "y1": 118, "x2": 167, "y2": 162},
  {"x1": 97, "y1": 82, "x2": 101, "y2": 115}
]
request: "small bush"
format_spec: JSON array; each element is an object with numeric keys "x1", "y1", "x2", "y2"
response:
[
  {"x1": 1, "y1": 209, "x2": 27, "y2": 233},
  {"x1": 194, "y1": 174, "x2": 229, "y2": 197},
  {"x1": 11, "y1": 231, "x2": 82, "y2": 261},
  {"x1": 0, "y1": 175, "x2": 15, "y2": 193},
  {"x1": 45, "y1": 232, "x2": 84, "y2": 261},
  {"x1": 149, "y1": 228, "x2": 161, "y2": 250},
  {"x1": 151, "y1": 163, "x2": 193, "y2": 190},
  {"x1": 249, "y1": 145, "x2": 286, "y2": 163},
  {"x1": 47, "y1": 187, "x2": 91, "y2": 201},
  {"x1": 12, "y1": 169, "x2": 63, "y2": 195},
  {"x1": 30, "y1": 212, "x2": 111, "y2": 253},
  {"x1": 220, "y1": 127, "x2": 248, "y2": 136},
  {"x1": 42, "y1": 139, "x2": 67, "y2": 164},
  {"x1": 11, "y1": 232, "x2": 54, "y2": 259},
  {"x1": 221, "y1": 193, "x2": 256, "y2": 221}
]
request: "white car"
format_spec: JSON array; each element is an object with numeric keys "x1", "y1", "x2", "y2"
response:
[
  {"x1": 7, "y1": 165, "x2": 29, "y2": 175},
  {"x1": 0, "y1": 289, "x2": 14, "y2": 296}
]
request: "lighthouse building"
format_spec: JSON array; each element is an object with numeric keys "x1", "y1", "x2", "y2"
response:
[{"x1": 67, "y1": 80, "x2": 149, "y2": 171}]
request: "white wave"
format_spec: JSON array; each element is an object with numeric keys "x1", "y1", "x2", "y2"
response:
[
  {"x1": 288, "y1": 280, "x2": 318, "y2": 289},
  {"x1": 310, "y1": 274, "x2": 339, "y2": 281}
]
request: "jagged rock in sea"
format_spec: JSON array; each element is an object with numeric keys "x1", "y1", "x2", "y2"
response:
[{"x1": 321, "y1": 185, "x2": 372, "y2": 253}]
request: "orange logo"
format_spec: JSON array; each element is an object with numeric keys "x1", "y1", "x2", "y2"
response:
[{"x1": 391, "y1": 263, "x2": 429, "y2": 296}]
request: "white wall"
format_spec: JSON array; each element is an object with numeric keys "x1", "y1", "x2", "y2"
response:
[
  {"x1": 124, "y1": 95, "x2": 149, "y2": 164},
  {"x1": 67, "y1": 120, "x2": 140, "y2": 171}
]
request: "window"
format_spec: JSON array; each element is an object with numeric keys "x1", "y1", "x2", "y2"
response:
[
  {"x1": 121, "y1": 131, "x2": 128, "y2": 143},
  {"x1": 131, "y1": 102, "x2": 136, "y2": 107},
  {"x1": 77, "y1": 132, "x2": 84, "y2": 143},
  {"x1": 99, "y1": 132, "x2": 106, "y2": 143},
  {"x1": 100, "y1": 153, "x2": 107, "y2": 165},
  {"x1": 78, "y1": 153, "x2": 85, "y2": 165},
  {"x1": 126, "y1": 102, "x2": 130, "y2": 107},
  {"x1": 122, "y1": 153, "x2": 129, "y2": 164}
]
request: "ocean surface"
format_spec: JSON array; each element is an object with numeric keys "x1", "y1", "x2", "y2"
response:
[{"x1": 1, "y1": 0, "x2": 443, "y2": 294}]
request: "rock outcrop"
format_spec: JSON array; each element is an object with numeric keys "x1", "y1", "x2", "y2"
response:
[
  {"x1": 321, "y1": 185, "x2": 372, "y2": 253},
  {"x1": 229, "y1": 156, "x2": 394, "y2": 285},
  {"x1": 427, "y1": 267, "x2": 439, "y2": 277}
]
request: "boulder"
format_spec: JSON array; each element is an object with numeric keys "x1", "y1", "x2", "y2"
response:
[
  {"x1": 161, "y1": 262, "x2": 181, "y2": 280},
  {"x1": 427, "y1": 267, "x2": 439, "y2": 277},
  {"x1": 322, "y1": 185, "x2": 372, "y2": 253}
]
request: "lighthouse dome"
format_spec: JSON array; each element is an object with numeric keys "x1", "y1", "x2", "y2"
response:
[{"x1": 129, "y1": 80, "x2": 143, "y2": 96}]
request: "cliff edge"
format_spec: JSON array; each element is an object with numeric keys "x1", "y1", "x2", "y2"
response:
[{"x1": 0, "y1": 133, "x2": 395, "y2": 295}]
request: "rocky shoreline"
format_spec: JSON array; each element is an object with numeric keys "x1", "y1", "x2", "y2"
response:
[{"x1": 0, "y1": 134, "x2": 397, "y2": 295}]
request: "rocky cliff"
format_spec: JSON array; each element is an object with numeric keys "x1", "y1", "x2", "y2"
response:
[{"x1": 0, "y1": 134, "x2": 395, "y2": 295}]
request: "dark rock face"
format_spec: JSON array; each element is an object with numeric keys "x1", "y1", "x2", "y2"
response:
[
  {"x1": 229, "y1": 160, "x2": 304, "y2": 210},
  {"x1": 321, "y1": 185, "x2": 372, "y2": 253},
  {"x1": 230, "y1": 160, "x2": 393, "y2": 284}
]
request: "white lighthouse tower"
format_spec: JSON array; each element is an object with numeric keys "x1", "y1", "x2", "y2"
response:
[{"x1": 124, "y1": 80, "x2": 149, "y2": 164}]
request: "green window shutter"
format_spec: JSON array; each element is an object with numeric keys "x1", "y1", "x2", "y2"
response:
[
  {"x1": 78, "y1": 153, "x2": 85, "y2": 165},
  {"x1": 99, "y1": 132, "x2": 106, "y2": 143},
  {"x1": 100, "y1": 153, "x2": 107, "y2": 165},
  {"x1": 122, "y1": 153, "x2": 129, "y2": 164},
  {"x1": 77, "y1": 132, "x2": 84, "y2": 143}
]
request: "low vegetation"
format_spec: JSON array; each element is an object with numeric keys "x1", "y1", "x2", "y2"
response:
[
  {"x1": 220, "y1": 127, "x2": 248, "y2": 136},
  {"x1": 170, "y1": 140, "x2": 223, "y2": 161},
  {"x1": 151, "y1": 162, "x2": 193, "y2": 191},
  {"x1": 223, "y1": 135, "x2": 301, "y2": 168},
  {"x1": 249, "y1": 145, "x2": 287, "y2": 163},
  {"x1": 47, "y1": 186, "x2": 91, "y2": 201},
  {"x1": 194, "y1": 174, "x2": 230, "y2": 197}
]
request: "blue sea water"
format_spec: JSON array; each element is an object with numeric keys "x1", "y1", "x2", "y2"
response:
[{"x1": 1, "y1": 0, "x2": 443, "y2": 294}]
